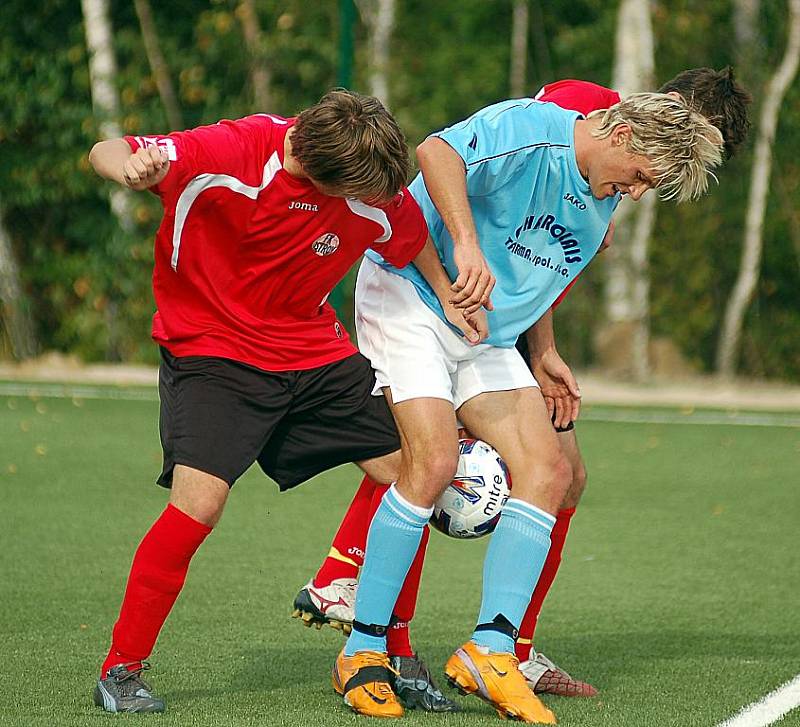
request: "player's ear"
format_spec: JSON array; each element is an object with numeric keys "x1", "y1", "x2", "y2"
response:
[{"x1": 611, "y1": 124, "x2": 632, "y2": 148}]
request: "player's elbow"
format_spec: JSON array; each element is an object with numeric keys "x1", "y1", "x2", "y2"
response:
[
  {"x1": 415, "y1": 138, "x2": 435, "y2": 169},
  {"x1": 88, "y1": 140, "x2": 112, "y2": 176},
  {"x1": 416, "y1": 137, "x2": 449, "y2": 169}
]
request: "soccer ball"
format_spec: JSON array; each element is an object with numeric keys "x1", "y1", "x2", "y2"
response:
[{"x1": 430, "y1": 438, "x2": 511, "y2": 539}]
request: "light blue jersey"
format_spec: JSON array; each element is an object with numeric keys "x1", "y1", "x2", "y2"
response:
[{"x1": 364, "y1": 99, "x2": 619, "y2": 347}]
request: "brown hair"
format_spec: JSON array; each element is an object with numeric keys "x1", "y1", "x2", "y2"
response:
[
  {"x1": 291, "y1": 89, "x2": 411, "y2": 202},
  {"x1": 659, "y1": 67, "x2": 752, "y2": 160}
]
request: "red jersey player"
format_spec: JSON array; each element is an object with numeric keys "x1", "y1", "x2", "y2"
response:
[
  {"x1": 87, "y1": 89, "x2": 489, "y2": 714},
  {"x1": 292, "y1": 69, "x2": 751, "y2": 707}
]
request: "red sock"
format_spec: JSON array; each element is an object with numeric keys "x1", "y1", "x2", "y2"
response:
[
  {"x1": 515, "y1": 507, "x2": 576, "y2": 661},
  {"x1": 313, "y1": 476, "x2": 380, "y2": 588},
  {"x1": 387, "y1": 526, "x2": 430, "y2": 657},
  {"x1": 101, "y1": 504, "x2": 212, "y2": 677}
]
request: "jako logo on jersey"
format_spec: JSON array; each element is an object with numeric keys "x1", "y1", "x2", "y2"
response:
[
  {"x1": 312, "y1": 233, "x2": 340, "y2": 256},
  {"x1": 289, "y1": 201, "x2": 319, "y2": 212},
  {"x1": 134, "y1": 136, "x2": 177, "y2": 161},
  {"x1": 563, "y1": 193, "x2": 587, "y2": 211}
]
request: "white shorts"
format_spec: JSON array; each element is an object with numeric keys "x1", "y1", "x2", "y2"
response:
[{"x1": 355, "y1": 257, "x2": 537, "y2": 409}]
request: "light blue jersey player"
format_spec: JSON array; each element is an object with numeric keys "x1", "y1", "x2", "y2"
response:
[
  {"x1": 338, "y1": 92, "x2": 723, "y2": 722},
  {"x1": 365, "y1": 99, "x2": 618, "y2": 347}
]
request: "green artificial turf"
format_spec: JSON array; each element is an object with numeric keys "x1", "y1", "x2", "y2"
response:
[{"x1": 1, "y1": 390, "x2": 799, "y2": 726}]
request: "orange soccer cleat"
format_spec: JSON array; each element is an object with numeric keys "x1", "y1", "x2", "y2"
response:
[
  {"x1": 332, "y1": 648, "x2": 404, "y2": 718},
  {"x1": 445, "y1": 641, "x2": 557, "y2": 723}
]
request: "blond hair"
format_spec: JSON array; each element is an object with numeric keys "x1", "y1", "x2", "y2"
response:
[
  {"x1": 589, "y1": 92, "x2": 724, "y2": 203},
  {"x1": 291, "y1": 89, "x2": 410, "y2": 202}
]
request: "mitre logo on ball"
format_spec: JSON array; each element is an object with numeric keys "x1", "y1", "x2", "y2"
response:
[{"x1": 430, "y1": 438, "x2": 511, "y2": 539}]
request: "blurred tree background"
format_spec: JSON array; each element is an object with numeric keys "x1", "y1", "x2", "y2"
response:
[{"x1": 0, "y1": 0, "x2": 798, "y2": 379}]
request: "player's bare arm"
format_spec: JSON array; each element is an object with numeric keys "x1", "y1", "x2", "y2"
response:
[
  {"x1": 415, "y1": 136, "x2": 495, "y2": 314},
  {"x1": 89, "y1": 138, "x2": 170, "y2": 191},
  {"x1": 411, "y1": 236, "x2": 487, "y2": 344},
  {"x1": 525, "y1": 309, "x2": 581, "y2": 429}
]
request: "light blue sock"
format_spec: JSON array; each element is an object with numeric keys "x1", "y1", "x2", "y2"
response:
[
  {"x1": 472, "y1": 498, "x2": 555, "y2": 653},
  {"x1": 345, "y1": 485, "x2": 432, "y2": 655}
]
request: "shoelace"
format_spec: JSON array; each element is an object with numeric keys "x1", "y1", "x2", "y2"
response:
[
  {"x1": 394, "y1": 655, "x2": 447, "y2": 696},
  {"x1": 357, "y1": 652, "x2": 399, "y2": 675},
  {"x1": 110, "y1": 661, "x2": 154, "y2": 695}
]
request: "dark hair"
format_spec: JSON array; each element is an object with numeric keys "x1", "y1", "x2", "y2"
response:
[
  {"x1": 659, "y1": 67, "x2": 752, "y2": 159},
  {"x1": 291, "y1": 89, "x2": 411, "y2": 202}
]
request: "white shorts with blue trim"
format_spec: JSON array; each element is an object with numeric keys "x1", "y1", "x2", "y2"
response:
[{"x1": 354, "y1": 257, "x2": 538, "y2": 410}]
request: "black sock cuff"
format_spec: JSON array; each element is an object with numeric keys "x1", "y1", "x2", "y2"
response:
[
  {"x1": 352, "y1": 620, "x2": 388, "y2": 637},
  {"x1": 474, "y1": 613, "x2": 519, "y2": 640}
]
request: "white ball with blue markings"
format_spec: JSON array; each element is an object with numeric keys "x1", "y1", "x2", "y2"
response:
[{"x1": 430, "y1": 438, "x2": 511, "y2": 539}]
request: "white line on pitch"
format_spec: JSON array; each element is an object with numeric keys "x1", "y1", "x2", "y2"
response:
[
  {"x1": 0, "y1": 382, "x2": 159, "y2": 401},
  {"x1": 717, "y1": 674, "x2": 800, "y2": 727},
  {"x1": 1, "y1": 382, "x2": 800, "y2": 427},
  {"x1": 580, "y1": 408, "x2": 800, "y2": 428}
]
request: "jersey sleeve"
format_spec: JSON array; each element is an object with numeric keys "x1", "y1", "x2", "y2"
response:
[
  {"x1": 370, "y1": 188, "x2": 429, "y2": 268},
  {"x1": 432, "y1": 100, "x2": 560, "y2": 197},
  {"x1": 124, "y1": 114, "x2": 282, "y2": 201},
  {"x1": 536, "y1": 80, "x2": 621, "y2": 116}
]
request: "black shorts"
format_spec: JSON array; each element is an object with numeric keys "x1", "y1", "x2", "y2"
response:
[
  {"x1": 157, "y1": 348, "x2": 400, "y2": 490},
  {"x1": 515, "y1": 336, "x2": 575, "y2": 433}
]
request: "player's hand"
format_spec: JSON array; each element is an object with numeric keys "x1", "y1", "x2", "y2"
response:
[
  {"x1": 442, "y1": 300, "x2": 489, "y2": 346},
  {"x1": 121, "y1": 146, "x2": 170, "y2": 191},
  {"x1": 465, "y1": 308, "x2": 489, "y2": 344},
  {"x1": 531, "y1": 348, "x2": 581, "y2": 429},
  {"x1": 450, "y1": 240, "x2": 495, "y2": 314}
]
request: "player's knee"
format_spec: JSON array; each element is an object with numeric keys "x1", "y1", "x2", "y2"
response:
[
  {"x1": 170, "y1": 466, "x2": 229, "y2": 528},
  {"x1": 561, "y1": 461, "x2": 587, "y2": 509},
  {"x1": 551, "y1": 453, "x2": 573, "y2": 499},
  {"x1": 573, "y1": 459, "x2": 587, "y2": 494}
]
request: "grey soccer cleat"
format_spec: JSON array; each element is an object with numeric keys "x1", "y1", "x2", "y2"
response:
[
  {"x1": 518, "y1": 649, "x2": 598, "y2": 698},
  {"x1": 93, "y1": 662, "x2": 166, "y2": 713},
  {"x1": 291, "y1": 578, "x2": 356, "y2": 634},
  {"x1": 390, "y1": 653, "x2": 460, "y2": 712}
]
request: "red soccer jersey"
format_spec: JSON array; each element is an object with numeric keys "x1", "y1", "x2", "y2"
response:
[
  {"x1": 126, "y1": 115, "x2": 427, "y2": 371},
  {"x1": 536, "y1": 80, "x2": 621, "y2": 308}
]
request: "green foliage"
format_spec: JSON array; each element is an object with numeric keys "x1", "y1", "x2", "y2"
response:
[{"x1": 0, "y1": 0, "x2": 798, "y2": 378}]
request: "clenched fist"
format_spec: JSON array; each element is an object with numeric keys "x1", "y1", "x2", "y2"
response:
[{"x1": 121, "y1": 145, "x2": 170, "y2": 191}]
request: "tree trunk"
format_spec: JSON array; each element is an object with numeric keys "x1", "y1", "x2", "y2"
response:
[
  {"x1": 598, "y1": 0, "x2": 656, "y2": 380},
  {"x1": 238, "y1": 0, "x2": 272, "y2": 111},
  {"x1": 133, "y1": 0, "x2": 184, "y2": 131},
  {"x1": 734, "y1": 0, "x2": 762, "y2": 89},
  {"x1": 82, "y1": 0, "x2": 133, "y2": 233},
  {"x1": 82, "y1": 0, "x2": 133, "y2": 359},
  {"x1": 529, "y1": 0, "x2": 553, "y2": 89},
  {"x1": 510, "y1": 0, "x2": 529, "y2": 98},
  {"x1": 356, "y1": 0, "x2": 395, "y2": 106},
  {"x1": 0, "y1": 196, "x2": 38, "y2": 360},
  {"x1": 716, "y1": 0, "x2": 800, "y2": 378}
]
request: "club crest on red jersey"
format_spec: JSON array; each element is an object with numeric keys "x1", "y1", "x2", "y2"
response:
[{"x1": 312, "y1": 233, "x2": 340, "y2": 256}]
